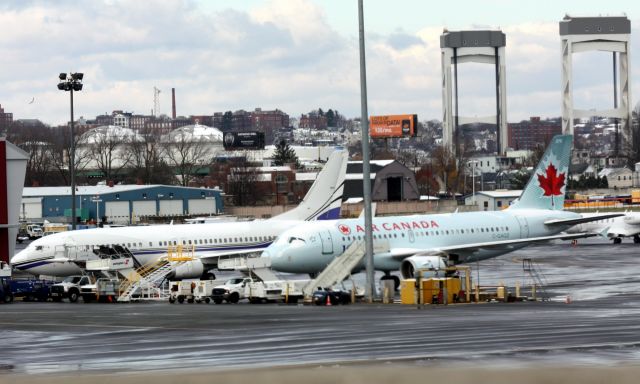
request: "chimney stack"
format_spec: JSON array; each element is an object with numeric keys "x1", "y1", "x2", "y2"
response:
[{"x1": 171, "y1": 88, "x2": 176, "y2": 119}]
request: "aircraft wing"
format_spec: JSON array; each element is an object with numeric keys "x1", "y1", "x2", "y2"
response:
[
  {"x1": 389, "y1": 232, "x2": 594, "y2": 260},
  {"x1": 197, "y1": 248, "x2": 265, "y2": 262},
  {"x1": 543, "y1": 213, "x2": 624, "y2": 227}
]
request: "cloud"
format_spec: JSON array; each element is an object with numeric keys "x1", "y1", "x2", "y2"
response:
[{"x1": 0, "y1": 1, "x2": 638, "y2": 127}]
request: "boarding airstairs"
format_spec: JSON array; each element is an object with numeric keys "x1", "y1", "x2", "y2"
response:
[
  {"x1": 117, "y1": 246, "x2": 193, "y2": 302},
  {"x1": 522, "y1": 258, "x2": 549, "y2": 301},
  {"x1": 217, "y1": 256, "x2": 281, "y2": 281},
  {"x1": 302, "y1": 240, "x2": 365, "y2": 296}
]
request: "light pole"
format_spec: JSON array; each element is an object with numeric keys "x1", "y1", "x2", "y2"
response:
[{"x1": 57, "y1": 72, "x2": 84, "y2": 230}]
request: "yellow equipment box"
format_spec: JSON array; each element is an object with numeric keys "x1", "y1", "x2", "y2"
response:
[{"x1": 400, "y1": 277, "x2": 462, "y2": 305}]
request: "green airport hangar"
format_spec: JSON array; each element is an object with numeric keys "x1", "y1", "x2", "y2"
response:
[{"x1": 20, "y1": 185, "x2": 223, "y2": 225}]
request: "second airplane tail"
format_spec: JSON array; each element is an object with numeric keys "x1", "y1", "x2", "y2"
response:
[
  {"x1": 273, "y1": 149, "x2": 348, "y2": 221},
  {"x1": 510, "y1": 134, "x2": 572, "y2": 211}
]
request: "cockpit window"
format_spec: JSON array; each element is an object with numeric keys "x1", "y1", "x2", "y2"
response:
[
  {"x1": 35, "y1": 245, "x2": 43, "y2": 251},
  {"x1": 288, "y1": 237, "x2": 306, "y2": 244}
]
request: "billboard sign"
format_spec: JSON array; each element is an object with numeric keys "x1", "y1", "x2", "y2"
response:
[
  {"x1": 369, "y1": 114, "x2": 418, "y2": 138},
  {"x1": 223, "y1": 132, "x2": 265, "y2": 150}
]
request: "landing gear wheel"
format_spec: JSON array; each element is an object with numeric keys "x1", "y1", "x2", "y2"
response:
[
  {"x1": 68, "y1": 290, "x2": 79, "y2": 303},
  {"x1": 203, "y1": 272, "x2": 216, "y2": 281},
  {"x1": 380, "y1": 274, "x2": 400, "y2": 290},
  {"x1": 614, "y1": 237, "x2": 622, "y2": 244},
  {"x1": 392, "y1": 276, "x2": 400, "y2": 291},
  {"x1": 634, "y1": 235, "x2": 640, "y2": 244}
]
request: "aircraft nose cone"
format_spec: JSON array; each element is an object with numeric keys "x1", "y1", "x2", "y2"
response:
[
  {"x1": 11, "y1": 249, "x2": 27, "y2": 264},
  {"x1": 265, "y1": 247, "x2": 288, "y2": 270}
]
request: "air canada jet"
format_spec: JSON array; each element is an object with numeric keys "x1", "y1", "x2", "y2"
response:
[
  {"x1": 11, "y1": 150, "x2": 349, "y2": 279},
  {"x1": 262, "y1": 135, "x2": 622, "y2": 287}
]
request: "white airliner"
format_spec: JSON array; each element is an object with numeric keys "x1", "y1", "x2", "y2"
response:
[
  {"x1": 566, "y1": 211, "x2": 640, "y2": 244},
  {"x1": 11, "y1": 150, "x2": 349, "y2": 278},
  {"x1": 262, "y1": 135, "x2": 622, "y2": 286}
]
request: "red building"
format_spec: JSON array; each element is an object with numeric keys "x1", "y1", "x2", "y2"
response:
[
  {"x1": 299, "y1": 112, "x2": 327, "y2": 129},
  {"x1": 0, "y1": 104, "x2": 14, "y2": 128},
  {"x1": 508, "y1": 117, "x2": 562, "y2": 150}
]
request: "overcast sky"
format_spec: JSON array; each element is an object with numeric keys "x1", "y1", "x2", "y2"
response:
[{"x1": 1, "y1": 0, "x2": 639, "y2": 126}]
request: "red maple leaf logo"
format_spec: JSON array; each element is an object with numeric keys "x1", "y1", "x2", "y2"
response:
[
  {"x1": 338, "y1": 224, "x2": 351, "y2": 235},
  {"x1": 537, "y1": 163, "x2": 565, "y2": 206}
]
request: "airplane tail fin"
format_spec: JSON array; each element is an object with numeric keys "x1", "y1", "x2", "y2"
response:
[
  {"x1": 273, "y1": 149, "x2": 348, "y2": 221},
  {"x1": 510, "y1": 135, "x2": 572, "y2": 211}
]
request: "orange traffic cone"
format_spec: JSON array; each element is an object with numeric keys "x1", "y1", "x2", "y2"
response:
[{"x1": 326, "y1": 294, "x2": 332, "y2": 306}]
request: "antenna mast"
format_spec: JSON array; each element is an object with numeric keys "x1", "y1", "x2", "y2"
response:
[{"x1": 153, "y1": 87, "x2": 161, "y2": 117}]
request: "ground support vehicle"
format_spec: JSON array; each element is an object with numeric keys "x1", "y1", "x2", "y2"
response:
[
  {"x1": 246, "y1": 279, "x2": 308, "y2": 304},
  {"x1": 24, "y1": 224, "x2": 43, "y2": 240},
  {"x1": 312, "y1": 289, "x2": 352, "y2": 306},
  {"x1": 50, "y1": 275, "x2": 92, "y2": 302},
  {"x1": 10, "y1": 279, "x2": 53, "y2": 301},
  {"x1": 245, "y1": 280, "x2": 284, "y2": 304},
  {"x1": 211, "y1": 277, "x2": 251, "y2": 304},
  {"x1": 16, "y1": 231, "x2": 29, "y2": 243},
  {"x1": 168, "y1": 281, "x2": 197, "y2": 303},
  {"x1": 0, "y1": 264, "x2": 13, "y2": 303},
  {"x1": 194, "y1": 280, "x2": 220, "y2": 303},
  {"x1": 80, "y1": 278, "x2": 120, "y2": 303}
]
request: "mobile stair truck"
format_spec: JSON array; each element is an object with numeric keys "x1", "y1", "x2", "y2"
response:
[{"x1": 0, "y1": 262, "x2": 13, "y2": 303}]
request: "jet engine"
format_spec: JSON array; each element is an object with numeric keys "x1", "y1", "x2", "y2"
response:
[
  {"x1": 400, "y1": 255, "x2": 449, "y2": 279},
  {"x1": 624, "y1": 215, "x2": 640, "y2": 225},
  {"x1": 171, "y1": 259, "x2": 205, "y2": 280}
]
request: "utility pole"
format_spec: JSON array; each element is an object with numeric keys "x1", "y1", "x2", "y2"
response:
[{"x1": 358, "y1": 0, "x2": 376, "y2": 302}]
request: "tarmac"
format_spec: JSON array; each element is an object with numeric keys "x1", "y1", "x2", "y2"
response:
[{"x1": 1, "y1": 237, "x2": 639, "y2": 382}]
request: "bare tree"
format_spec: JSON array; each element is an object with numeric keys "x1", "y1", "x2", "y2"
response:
[
  {"x1": 5, "y1": 121, "x2": 55, "y2": 186},
  {"x1": 127, "y1": 127, "x2": 174, "y2": 184},
  {"x1": 430, "y1": 145, "x2": 468, "y2": 196},
  {"x1": 226, "y1": 155, "x2": 265, "y2": 206},
  {"x1": 79, "y1": 126, "x2": 134, "y2": 183},
  {"x1": 49, "y1": 125, "x2": 91, "y2": 186},
  {"x1": 162, "y1": 127, "x2": 215, "y2": 187}
]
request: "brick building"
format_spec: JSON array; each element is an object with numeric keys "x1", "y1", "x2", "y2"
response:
[
  {"x1": 0, "y1": 104, "x2": 13, "y2": 128},
  {"x1": 299, "y1": 111, "x2": 327, "y2": 129},
  {"x1": 508, "y1": 117, "x2": 562, "y2": 150},
  {"x1": 214, "y1": 108, "x2": 289, "y2": 143}
]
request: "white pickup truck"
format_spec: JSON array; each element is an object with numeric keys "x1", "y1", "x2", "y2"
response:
[
  {"x1": 211, "y1": 277, "x2": 251, "y2": 304},
  {"x1": 50, "y1": 275, "x2": 92, "y2": 302},
  {"x1": 211, "y1": 277, "x2": 308, "y2": 304}
]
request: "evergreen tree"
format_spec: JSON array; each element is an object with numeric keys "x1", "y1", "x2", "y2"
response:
[
  {"x1": 326, "y1": 109, "x2": 335, "y2": 127},
  {"x1": 273, "y1": 139, "x2": 300, "y2": 168}
]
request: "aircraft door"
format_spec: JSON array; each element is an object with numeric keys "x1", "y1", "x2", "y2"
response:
[
  {"x1": 515, "y1": 216, "x2": 529, "y2": 238},
  {"x1": 319, "y1": 230, "x2": 334, "y2": 254}
]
